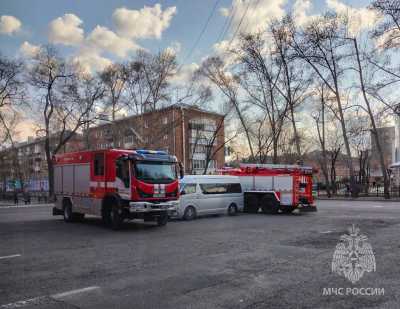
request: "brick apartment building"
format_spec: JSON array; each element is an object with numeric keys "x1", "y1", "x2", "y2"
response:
[
  {"x1": 87, "y1": 104, "x2": 225, "y2": 174},
  {"x1": 0, "y1": 104, "x2": 225, "y2": 192},
  {"x1": 0, "y1": 133, "x2": 82, "y2": 192}
]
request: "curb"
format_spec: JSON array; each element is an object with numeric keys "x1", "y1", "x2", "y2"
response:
[{"x1": 316, "y1": 197, "x2": 400, "y2": 202}]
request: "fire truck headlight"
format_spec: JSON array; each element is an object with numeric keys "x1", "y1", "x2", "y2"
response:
[{"x1": 129, "y1": 202, "x2": 146, "y2": 210}]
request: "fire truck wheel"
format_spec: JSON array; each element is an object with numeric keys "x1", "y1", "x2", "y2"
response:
[
  {"x1": 227, "y1": 203, "x2": 238, "y2": 216},
  {"x1": 110, "y1": 205, "x2": 123, "y2": 230},
  {"x1": 244, "y1": 206, "x2": 259, "y2": 213},
  {"x1": 156, "y1": 213, "x2": 168, "y2": 226},
  {"x1": 183, "y1": 206, "x2": 196, "y2": 220},
  {"x1": 261, "y1": 196, "x2": 279, "y2": 214},
  {"x1": 63, "y1": 201, "x2": 73, "y2": 222},
  {"x1": 282, "y1": 207, "x2": 294, "y2": 214},
  {"x1": 74, "y1": 213, "x2": 85, "y2": 221}
]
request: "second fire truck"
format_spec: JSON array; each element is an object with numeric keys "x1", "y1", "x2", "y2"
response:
[
  {"x1": 220, "y1": 164, "x2": 317, "y2": 214},
  {"x1": 52, "y1": 149, "x2": 182, "y2": 229}
]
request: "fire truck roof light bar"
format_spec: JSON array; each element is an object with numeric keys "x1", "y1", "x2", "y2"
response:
[
  {"x1": 239, "y1": 163, "x2": 313, "y2": 170},
  {"x1": 136, "y1": 149, "x2": 168, "y2": 155}
]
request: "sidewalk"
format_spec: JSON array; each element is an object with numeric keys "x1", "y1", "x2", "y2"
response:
[
  {"x1": 0, "y1": 201, "x2": 53, "y2": 207},
  {"x1": 316, "y1": 196, "x2": 400, "y2": 202}
]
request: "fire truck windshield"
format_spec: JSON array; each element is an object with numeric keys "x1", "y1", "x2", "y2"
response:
[{"x1": 134, "y1": 161, "x2": 177, "y2": 184}]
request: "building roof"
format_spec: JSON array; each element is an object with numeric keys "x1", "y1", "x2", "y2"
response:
[{"x1": 91, "y1": 103, "x2": 223, "y2": 130}]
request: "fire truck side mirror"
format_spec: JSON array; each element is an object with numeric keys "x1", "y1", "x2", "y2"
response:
[{"x1": 178, "y1": 162, "x2": 184, "y2": 179}]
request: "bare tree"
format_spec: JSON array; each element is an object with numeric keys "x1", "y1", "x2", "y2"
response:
[
  {"x1": 237, "y1": 33, "x2": 289, "y2": 163},
  {"x1": 350, "y1": 36, "x2": 390, "y2": 198},
  {"x1": 0, "y1": 55, "x2": 25, "y2": 140},
  {"x1": 371, "y1": 0, "x2": 400, "y2": 49},
  {"x1": 197, "y1": 56, "x2": 255, "y2": 159},
  {"x1": 28, "y1": 46, "x2": 99, "y2": 199},
  {"x1": 202, "y1": 115, "x2": 237, "y2": 174},
  {"x1": 251, "y1": 114, "x2": 274, "y2": 163},
  {"x1": 312, "y1": 85, "x2": 332, "y2": 197},
  {"x1": 270, "y1": 19, "x2": 312, "y2": 160},
  {"x1": 100, "y1": 63, "x2": 127, "y2": 121},
  {"x1": 289, "y1": 13, "x2": 358, "y2": 196},
  {"x1": 77, "y1": 73, "x2": 105, "y2": 149}
]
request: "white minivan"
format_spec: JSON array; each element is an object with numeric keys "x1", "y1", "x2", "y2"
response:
[{"x1": 176, "y1": 175, "x2": 244, "y2": 220}]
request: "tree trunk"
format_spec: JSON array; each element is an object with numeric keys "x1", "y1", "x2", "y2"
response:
[
  {"x1": 316, "y1": 97, "x2": 331, "y2": 197},
  {"x1": 272, "y1": 138, "x2": 279, "y2": 164},
  {"x1": 45, "y1": 138, "x2": 54, "y2": 201},
  {"x1": 353, "y1": 38, "x2": 390, "y2": 199},
  {"x1": 290, "y1": 105, "x2": 301, "y2": 159},
  {"x1": 333, "y1": 87, "x2": 357, "y2": 197}
]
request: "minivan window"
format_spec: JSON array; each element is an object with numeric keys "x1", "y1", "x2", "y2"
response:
[
  {"x1": 200, "y1": 183, "x2": 242, "y2": 194},
  {"x1": 181, "y1": 183, "x2": 196, "y2": 194}
]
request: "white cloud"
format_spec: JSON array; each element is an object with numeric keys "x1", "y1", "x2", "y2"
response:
[
  {"x1": 86, "y1": 25, "x2": 138, "y2": 58},
  {"x1": 0, "y1": 15, "x2": 21, "y2": 35},
  {"x1": 48, "y1": 13, "x2": 84, "y2": 45},
  {"x1": 213, "y1": 39, "x2": 241, "y2": 66},
  {"x1": 19, "y1": 41, "x2": 40, "y2": 57},
  {"x1": 220, "y1": 0, "x2": 286, "y2": 35},
  {"x1": 72, "y1": 47, "x2": 112, "y2": 75},
  {"x1": 326, "y1": 0, "x2": 381, "y2": 35},
  {"x1": 171, "y1": 62, "x2": 199, "y2": 85},
  {"x1": 293, "y1": 0, "x2": 318, "y2": 27},
  {"x1": 165, "y1": 41, "x2": 181, "y2": 56},
  {"x1": 112, "y1": 4, "x2": 176, "y2": 39}
]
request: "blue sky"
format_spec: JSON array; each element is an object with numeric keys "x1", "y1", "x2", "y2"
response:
[
  {"x1": 0, "y1": 0, "x2": 373, "y2": 69},
  {"x1": 0, "y1": 0, "x2": 233, "y2": 64}
]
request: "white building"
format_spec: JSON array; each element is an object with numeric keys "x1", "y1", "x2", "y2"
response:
[{"x1": 390, "y1": 115, "x2": 400, "y2": 186}]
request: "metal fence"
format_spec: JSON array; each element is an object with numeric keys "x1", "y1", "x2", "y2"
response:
[
  {"x1": 0, "y1": 191, "x2": 49, "y2": 204},
  {"x1": 316, "y1": 185, "x2": 400, "y2": 198}
]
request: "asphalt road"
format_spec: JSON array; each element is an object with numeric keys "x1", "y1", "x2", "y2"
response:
[{"x1": 0, "y1": 200, "x2": 399, "y2": 309}]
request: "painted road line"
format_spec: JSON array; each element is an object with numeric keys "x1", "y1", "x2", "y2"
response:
[
  {"x1": 320, "y1": 230, "x2": 332, "y2": 234},
  {"x1": 0, "y1": 254, "x2": 21, "y2": 260},
  {"x1": 52, "y1": 286, "x2": 100, "y2": 299},
  {"x1": 373, "y1": 206, "x2": 384, "y2": 208},
  {"x1": 0, "y1": 286, "x2": 101, "y2": 309}
]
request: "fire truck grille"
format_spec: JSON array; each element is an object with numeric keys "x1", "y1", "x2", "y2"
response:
[{"x1": 137, "y1": 189, "x2": 152, "y2": 198}]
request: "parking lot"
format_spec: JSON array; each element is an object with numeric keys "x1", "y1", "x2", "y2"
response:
[{"x1": 1, "y1": 200, "x2": 399, "y2": 309}]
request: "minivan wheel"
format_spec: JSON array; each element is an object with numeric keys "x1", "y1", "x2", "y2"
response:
[
  {"x1": 183, "y1": 206, "x2": 196, "y2": 220},
  {"x1": 228, "y1": 203, "x2": 238, "y2": 216}
]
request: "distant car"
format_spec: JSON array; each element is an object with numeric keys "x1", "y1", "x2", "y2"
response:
[{"x1": 175, "y1": 175, "x2": 244, "y2": 220}]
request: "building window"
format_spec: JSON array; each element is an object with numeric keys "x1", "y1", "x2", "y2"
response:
[
  {"x1": 164, "y1": 134, "x2": 168, "y2": 140},
  {"x1": 144, "y1": 120, "x2": 149, "y2": 128},
  {"x1": 163, "y1": 117, "x2": 168, "y2": 124}
]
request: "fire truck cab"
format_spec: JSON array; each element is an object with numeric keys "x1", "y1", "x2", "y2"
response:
[
  {"x1": 52, "y1": 149, "x2": 181, "y2": 229},
  {"x1": 220, "y1": 164, "x2": 317, "y2": 214}
]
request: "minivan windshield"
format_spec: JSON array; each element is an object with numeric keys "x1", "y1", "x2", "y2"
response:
[{"x1": 134, "y1": 161, "x2": 176, "y2": 184}]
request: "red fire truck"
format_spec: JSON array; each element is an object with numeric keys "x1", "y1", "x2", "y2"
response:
[
  {"x1": 220, "y1": 164, "x2": 317, "y2": 214},
  {"x1": 52, "y1": 149, "x2": 182, "y2": 229}
]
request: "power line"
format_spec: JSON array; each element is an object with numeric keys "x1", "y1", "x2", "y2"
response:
[
  {"x1": 228, "y1": 0, "x2": 252, "y2": 48},
  {"x1": 242, "y1": 0, "x2": 262, "y2": 34},
  {"x1": 216, "y1": 3, "x2": 238, "y2": 44},
  {"x1": 180, "y1": 0, "x2": 221, "y2": 67}
]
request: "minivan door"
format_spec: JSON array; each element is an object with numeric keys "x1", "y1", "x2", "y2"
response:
[{"x1": 198, "y1": 183, "x2": 225, "y2": 214}]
